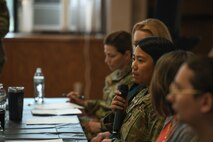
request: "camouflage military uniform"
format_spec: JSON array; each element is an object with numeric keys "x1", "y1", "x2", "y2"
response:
[
  {"x1": 0, "y1": 0, "x2": 9, "y2": 74},
  {"x1": 81, "y1": 65, "x2": 133, "y2": 139},
  {"x1": 102, "y1": 88, "x2": 165, "y2": 142},
  {"x1": 85, "y1": 65, "x2": 133, "y2": 119}
]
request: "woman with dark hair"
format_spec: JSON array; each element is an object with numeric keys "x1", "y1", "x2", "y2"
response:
[
  {"x1": 167, "y1": 57, "x2": 213, "y2": 142},
  {"x1": 151, "y1": 50, "x2": 195, "y2": 117},
  {"x1": 67, "y1": 31, "x2": 133, "y2": 138},
  {"x1": 92, "y1": 37, "x2": 176, "y2": 142},
  {"x1": 150, "y1": 50, "x2": 199, "y2": 142}
]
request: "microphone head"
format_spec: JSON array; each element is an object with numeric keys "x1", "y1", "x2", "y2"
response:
[{"x1": 118, "y1": 84, "x2": 128, "y2": 97}]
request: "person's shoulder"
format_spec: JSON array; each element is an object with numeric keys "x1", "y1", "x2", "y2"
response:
[
  {"x1": 137, "y1": 89, "x2": 150, "y2": 100},
  {"x1": 119, "y1": 74, "x2": 134, "y2": 87},
  {"x1": 105, "y1": 71, "x2": 116, "y2": 84},
  {"x1": 169, "y1": 122, "x2": 199, "y2": 142},
  {"x1": 106, "y1": 70, "x2": 118, "y2": 79},
  {"x1": 132, "y1": 88, "x2": 150, "y2": 105}
]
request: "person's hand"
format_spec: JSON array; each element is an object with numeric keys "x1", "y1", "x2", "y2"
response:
[
  {"x1": 91, "y1": 131, "x2": 111, "y2": 142},
  {"x1": 67, "y1": 91, "x2": 87, "y2": 106},
  {"x1": 102, "y1": 139, "x2": 112, "y2": 142},
  {"x1": 111, "y1": 90, "x2": 128, "y2": 112},
  {"x1": 85, "y1": 121, "x2": 101, "y2": 133}
]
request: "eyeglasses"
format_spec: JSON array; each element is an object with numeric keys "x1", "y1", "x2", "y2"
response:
[{"x1": 169, "y1": 82, "x2": 203, "y2": 96}]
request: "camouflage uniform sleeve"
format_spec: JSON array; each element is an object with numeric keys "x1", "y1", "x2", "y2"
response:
[
  {"x1": 148, "y1": 107, "x2": 165, "y2": 142},
  {"x1": 83, "y1": 74, "x2": 112, "y2": 116},
  {"x1": 86, "y1": 71, "x2": 133, "y2": 119},
  {"x1": 0, "y1": 0, "x2": 10, "y2": 38},
  {"x1": 83, "y1": 74, "x2": 113, "y2": 118},
  {"x1": 117, "y1": 92, "x2": 164, "y2": 142},
  {"x1": 142, "y1": 95, "x2": 165, "y2": 141},
  {"x1": 84, "y1": 99, "x2": 99, "y2": 115},
  {"x1": 100, "y1": 111, "x2": 115, "y2": 132},
  {"x1": 113, "y1": 139, "x2": 121, "y2": 142}
]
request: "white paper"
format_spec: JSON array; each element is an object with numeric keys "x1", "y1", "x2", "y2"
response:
[
  {"x1": 31, "y1": 108, "x2": 82, "y2": 115},
  {"x1": 34, "y1": 102, "x2": 84, "y2": 110},
  {"x1": 6, "y1": 139, "x2": 63, "y2": 142},
  {"x1": 26, "y1": 116, "x2": 79, "y2": 125}
]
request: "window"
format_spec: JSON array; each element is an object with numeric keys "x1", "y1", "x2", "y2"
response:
[
  {"x1": 6, "y1": 0, "x2": 14, "y2": 32},
  {"x1": 7, "y1": 0, "x2": 104, "y2": 33}
]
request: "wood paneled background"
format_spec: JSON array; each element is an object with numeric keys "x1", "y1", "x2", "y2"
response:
[
  {"x1": 1, "y1": 0, "x2": 212, "y2": 100},
  {"x1": 1, "y1": 33, "x2": 110, "y2": 99}
]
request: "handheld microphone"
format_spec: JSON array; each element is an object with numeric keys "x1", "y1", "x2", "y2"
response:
[{"x1": 112, "y1": 84, "x2": 128, "y2": 135}]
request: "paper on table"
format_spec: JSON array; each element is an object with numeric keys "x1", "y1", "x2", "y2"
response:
[
  {"x1": 6, "y1": 139, "x2": 63, "y2": 142},
  {"x1": 34, "y1": 102, "x2": 84, "y2": 110},
  {"x1": 26, "y1": 116, "x2": 79, "y2": 125},
  {"x1": 31, "y1": 108, "x2": 82, "y2": 115}
]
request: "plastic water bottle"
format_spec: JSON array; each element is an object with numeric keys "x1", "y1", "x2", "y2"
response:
[{"x1": 33, "y1": 68, "x2": 45, "y2": 103}]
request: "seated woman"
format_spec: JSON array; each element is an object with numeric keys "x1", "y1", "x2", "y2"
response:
[
  {"x1": 92, "y1": 37, "x2": 176, "y2": 142},
  {"x1": 167, "y1": 57, "x2": 213, "y2": 142},
  {"x1": 91, "y1": 18, "x2": 174, "y2": 142},
  {"x1": 67, "y1": 31, "x2": 133, "y2": 137},
  {"x1": 150, "y1": 50, "x2": 199, "y2": 142}
]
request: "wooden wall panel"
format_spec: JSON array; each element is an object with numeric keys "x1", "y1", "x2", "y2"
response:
[{"x1": 0, "y1": 33, "x2": 110, "y2": 99}]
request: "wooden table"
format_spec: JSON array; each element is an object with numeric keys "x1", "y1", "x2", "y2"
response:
[{"x1": 5, "y1": 98, "x2": 87, "y2": 142}]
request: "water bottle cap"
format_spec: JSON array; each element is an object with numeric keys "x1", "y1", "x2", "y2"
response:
[{"x1": 36, "y1": 68, "x2": 42, "y2": 73}]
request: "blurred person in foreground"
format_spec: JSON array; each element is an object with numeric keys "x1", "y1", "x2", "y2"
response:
[
  {"x1": 167, "y1": 56, "x2": 213, "y2": 142},
  {"x1": 0, "y1": 0, "x2": 9, "y2": 75},
  {"x1": 150, "y1": 50, "x2": 199, "y2": 142}
]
